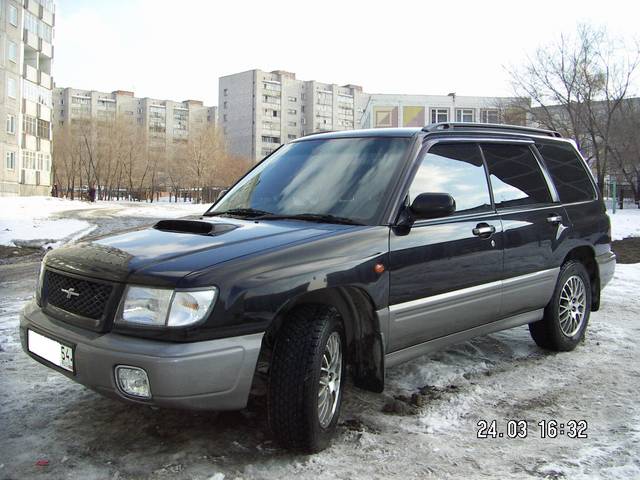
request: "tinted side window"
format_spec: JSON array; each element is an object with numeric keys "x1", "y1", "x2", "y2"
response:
[
  {"x1": 536, "y1": 142, "x2": 596, "y2": 203},
  {"x1": 409, "y1": 143, "x2": 492, "y2": 215},
  {"x1": 481, "y1": 143, "x2": 552, "y2": 208}
]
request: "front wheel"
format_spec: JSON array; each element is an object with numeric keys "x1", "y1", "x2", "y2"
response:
[
  {"x1": 529, "y1": 260, "x2": 592, "y2": 351},
  {"x1": 268, "y1": 305, "x2": 345, "y2": 452}
]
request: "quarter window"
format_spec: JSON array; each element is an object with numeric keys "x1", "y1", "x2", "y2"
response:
[
  {"x1": 481, "y1": 144, "x2": 552, "y2": 208},
  {"x1": 409, "y1": 143, "x2": 492, "y2": 215},
  {"x1": 536, "y1": 142, "x2": 596, "y2": 203}
]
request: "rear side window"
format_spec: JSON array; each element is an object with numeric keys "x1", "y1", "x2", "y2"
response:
[
  {"x1": 481, "y1": 143, "x2": 552, "y2": 208},
  {"x1": 536, "y1": 142, "x2": 596, "y2": 203},
  {"x1": 409, "y1": 143, "x2": 492, "y2": 215}
]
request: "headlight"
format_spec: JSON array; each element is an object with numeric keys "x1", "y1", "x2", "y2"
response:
[{"x1": 116, "y1": 286, "x2": 217, "y2": 328}]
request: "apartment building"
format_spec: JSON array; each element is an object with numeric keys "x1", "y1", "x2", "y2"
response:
[
  {"x1": 219, "y1": 69, "x2": 368, "y2": 161},
  {"x1": 360, "y1": 93, "x2": 525, "y2": 129},
  {"x1": 53, "y1": 87, "x2": 217, "y2": 149},
  {"x1": 0, "y1": 0, "x2": 55, "y2": 196}
]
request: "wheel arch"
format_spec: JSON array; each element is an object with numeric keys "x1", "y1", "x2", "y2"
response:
[
  {"x1": 264, "y1": 286, "x2": 385, "y2": 393},
  {"x1": 562, "y1": 245, "x2": 600, "y2": 311}
]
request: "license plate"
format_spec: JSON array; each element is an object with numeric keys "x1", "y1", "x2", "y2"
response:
[{"x1": 28, "y1": 330, "x2": 74, "y2": 372}]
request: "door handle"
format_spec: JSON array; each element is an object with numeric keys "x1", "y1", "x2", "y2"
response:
[
  {"x1": 472, "y1": 224, "x2": 496, "y2": 237},
  {"x1": 547, "y1": 214, "x2": 563, "y2": 224}
]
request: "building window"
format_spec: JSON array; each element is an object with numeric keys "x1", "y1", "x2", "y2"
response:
[
  {"x1": 223, "y1": 88, "x2": 228, "y2": 96},
  {"x1": 5, "y1": 151, "x2": 16, "y2": 170},
  {"x1": 288, "y1": 121, "x2": 297, "y2": 127},
  {"x1": 22, "y1": 150, "x2": 36, "y2": 170},
  {"x1": 288, "y1": 134, "x2": 296, "y2": 140},
  {"x1": 37, "y1": 119, "x2": 50, "y2": 139},
  {"x1": 23, "y1": 115, "x2": 36, "y2": 135},
  {"x1": 8, "y1": 5, "x2": 18, "y2": 26},
  {"x1": 261, "y1": 135, "x2": 280, "y2": 144},
  {"x1": 7, "y1": 41, "x2": 17, "y2": 63},
  {"x1": 430, "y1": 108, "x2": 449, "y2": 123},
  {"x1": 223, "y1": 114, "x2": 227, "y2": 122},
  {"x1": 288, "y1": 96, "x2": 297, "y2": 102},
  {"x1": 287, "y1": 109, "x2": 297, "y2": 115},
  {"x1": 455, "y1": 108, "x2": 475, "y2": 122},
  {"x1": 480, "y1": 109, "x2": 499, "y2": 123},
  {"x1": 7, "y1": 78, "x2": 16, "y2": 99},
  {"x1": 6, "y1": 114, "x2": 16, "y2": 134}
]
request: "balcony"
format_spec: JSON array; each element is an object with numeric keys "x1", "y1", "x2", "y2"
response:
[
  {"x1": 23, "y1": 29, "x2": 39, "y2": 51},
  {"x1": 23, "y1": 64, "x2": 38, "y2": 83},
  {"x1": 39, "y1": 71, "x2": 51, "y2": 89},
  {"x1": 39, "y1": 38, "x2": 53, "y2": 58},
  {"x1": 38, "y1": 104, "x2": 51, "y2": 122},
  {"x1": 22, "y1": 133, "x2": 37, "y2": 150},
  {"x1": 25, "y1": 0, "x2": 40, "y2": 16},
  {"x1": 39, "y1": 138, "x2": 51, "y2": 153},
  {"x1": 41, "y1": 7, "x2": 54, "y2": 27},
  {"x1": 23, "y1": 99, "x2": 38, "y2": 117}
]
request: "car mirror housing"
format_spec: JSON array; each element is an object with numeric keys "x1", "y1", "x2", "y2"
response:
[{"x1": 409, "y1": 193, "x2": 456, "y2": 220}]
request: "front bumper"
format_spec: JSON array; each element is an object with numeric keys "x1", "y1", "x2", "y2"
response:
[
  {"x1": 596, "y1": 250, "x2": 616, "y2": 289},
  {"x1": 20, "y1": 300, "x2": 263, "y2": 410}
]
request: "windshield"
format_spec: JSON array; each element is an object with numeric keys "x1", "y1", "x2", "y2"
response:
[{"x1": 208, "y1": 137, "x2": 411, "y2": 225}]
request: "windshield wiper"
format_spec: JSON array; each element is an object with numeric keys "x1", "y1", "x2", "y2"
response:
[
  {"x1": 254, "y1": 213, "x2": 364, "y2": 226},
  {"x1": 203, "y1": 208, "x2": 273, "y2": 218}
]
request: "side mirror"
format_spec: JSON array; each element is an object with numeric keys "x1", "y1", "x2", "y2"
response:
[{"x1": 409, "y1": 193, "x2": 456, "y2": 220}]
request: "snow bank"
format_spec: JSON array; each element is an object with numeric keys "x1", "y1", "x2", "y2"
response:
[
  {"x1": 0, "y1": 197, "x2": 101, "y2": 247},
  {"x1": 0, "y1": 196, "x2": 205, "y2": 248}
]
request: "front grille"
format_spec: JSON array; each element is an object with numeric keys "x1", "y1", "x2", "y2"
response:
[{"x1": 45, "y1": 270, "x2": 113, "y2": 320}]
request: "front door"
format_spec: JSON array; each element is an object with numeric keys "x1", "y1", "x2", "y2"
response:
[{"x1": 388, "y1": 142, "x2": 503, "y2": 352}]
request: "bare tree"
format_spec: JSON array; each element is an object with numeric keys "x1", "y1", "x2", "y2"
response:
[{"x1": 506, "y1": 24, "x2": 639, "y2": 192}]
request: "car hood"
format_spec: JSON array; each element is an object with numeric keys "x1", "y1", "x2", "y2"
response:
[{"x1": 45, "y1": 217, "x2": 351, "y2": 285}]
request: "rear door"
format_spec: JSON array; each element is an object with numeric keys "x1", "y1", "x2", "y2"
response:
[
  {"x1": 388, "y1": 142, "x2": 503, "y2": 352},
  {"x1": 480, "y1": 142, "x2": 565, "y2": 318}
]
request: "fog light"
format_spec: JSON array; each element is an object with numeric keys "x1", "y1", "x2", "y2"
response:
[{"x1": 115, "y1": 366, "x2": 151, "y2": 398}]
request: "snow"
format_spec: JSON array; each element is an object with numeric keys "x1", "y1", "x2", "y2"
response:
[
  {"x1": 608, "y1": 207, "x2": 640, "y2": 241},
  {"x1": 0, "y1": 196, "x2": 207, "y2": 247}
]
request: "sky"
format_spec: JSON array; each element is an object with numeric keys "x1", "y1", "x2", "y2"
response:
[{"x1": 53, "y1": 0, "x2": 640, "y2": 106}]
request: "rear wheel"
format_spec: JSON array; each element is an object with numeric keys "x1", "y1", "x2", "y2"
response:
[
  {"x1": 529, "y1": 260, "x2": 592, "y2": 351},
  {"x1": 268, "y1": 305, "x2": 345, "y2": 452}
]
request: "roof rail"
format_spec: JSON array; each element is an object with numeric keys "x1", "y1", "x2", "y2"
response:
[{"x1": 422, "y1": 122, "x2": 562, "y2": 138}]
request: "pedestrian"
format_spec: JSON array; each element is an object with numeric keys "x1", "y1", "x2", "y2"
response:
[
  {"x1": 88, "y1": 182, "x2": 96, "y2": 203},
  {"x1": 51, "y1": 183, "x2": 58, "y2": 198}
]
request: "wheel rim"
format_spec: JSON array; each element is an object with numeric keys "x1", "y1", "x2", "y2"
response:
[
  {"x1": 318, "y1": 331, "x2": 342, "y2": 428},
  {"x1": 558, "y1": 275, "x2": 587, "y2": 337}
]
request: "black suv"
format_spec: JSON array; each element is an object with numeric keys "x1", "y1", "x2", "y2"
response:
[{"x1": 21, "y1": 123, "x2": 615, "y2": 452}]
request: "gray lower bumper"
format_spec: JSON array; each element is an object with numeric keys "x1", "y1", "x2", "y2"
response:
[
  {"x1": 596, "y1": 250, "x2": 616, "y2": 289},
  {"x1": 19, "y1": 300, "x2": 263, "y2": 410}
]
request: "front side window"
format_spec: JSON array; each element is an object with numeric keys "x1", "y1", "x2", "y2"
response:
[
  {"x1": 482, "y1": 143, "x2": 552, "y2": 208},
  {"x1": 536, "y1": 142, "x2": 596, "y2": 204},
  {"x1": 409, "y1": 143, "x2": 492, "y2": 215},
  {"x1": 211, "y1": 137, "x2": 411, "y2": 225}
]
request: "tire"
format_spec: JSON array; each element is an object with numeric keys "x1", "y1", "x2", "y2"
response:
[
  {"x1": 268, "y1": 304, "x2": 345, "y2": 452},
  {"x1": 529, "y1": 260, "x2": 592, "y2": 351}
]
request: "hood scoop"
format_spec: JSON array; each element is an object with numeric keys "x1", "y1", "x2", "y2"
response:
[{"x1": 153, "y1": 219, "x2": 237, "y2": 236}]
